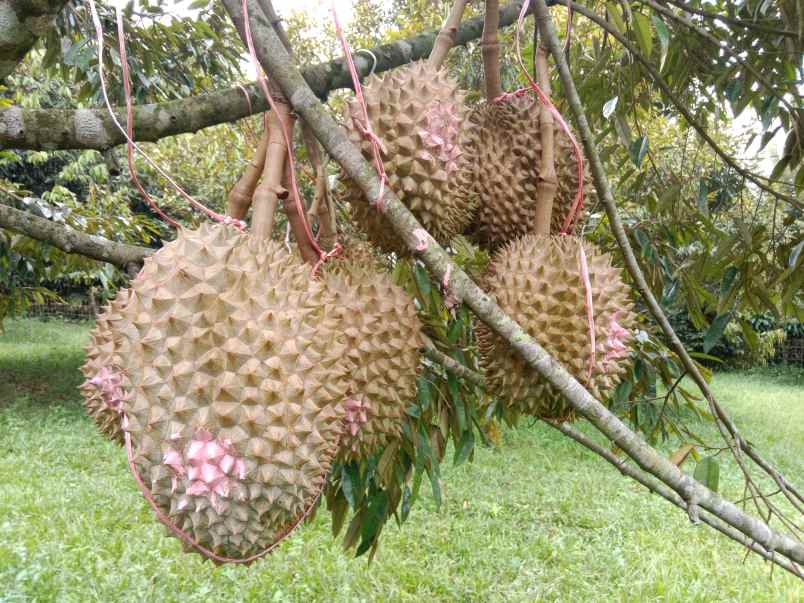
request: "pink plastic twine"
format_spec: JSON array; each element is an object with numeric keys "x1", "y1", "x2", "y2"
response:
[
  {"x1": 331, "y1": 1, "x2": 389, "y2": 211},
  {"x1": 498, "y1": 0, "x2": 585, "y2": 236},
  {"x1": 124, "y1": 428, "x2": 325, "y2": 565},
  {"x1": 240, "y1": 0, "x2": 339, "y2": 273},
  {"x1": 86, "y1": 0, "x2": 244, "y2": 231}
]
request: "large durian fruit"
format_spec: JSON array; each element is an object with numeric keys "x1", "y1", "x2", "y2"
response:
[
  {"x1": 95, "y1": 224, "x2": 352, "y2": 560},
  {"x1": 80, "y1": 296, "x2": 132, "y2": 445},
  {"x1": 340, "y1": 61, "x2": 476, "y2": 253},
  {"x1": 465, "y1": 95, "x2": 586, "y2": 249},
  {"x1": 477, "y1": 235, "x2": 635, "y2": 422},
  {"x1": 323, "y1": 243, "x2": 424, "y2": 461}
]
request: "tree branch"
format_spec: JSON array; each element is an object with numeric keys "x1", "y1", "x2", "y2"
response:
[
  {"x1": 532, "y1": 0, "x2": 804, "y2": 559},
  {"x1": 551, "y1": 0, "x2": 804, "y2": 511},
  {"x1": 0, "y1": 1, "x2": 532, "y2": 151},
  {"x1": 553, "y1": 0, "x2": 802, "y2": 210},
  {"x1": 222, "y1": 0, "x2": 804, "y2": 566},
  {"x1": 663, "y1": 0, "x2": 798, "y2": 37},
  {"x1": 545, "y1": 421, "x2": 803, "y2": 579},
  {"x1": 0, "y1": 200, "x2": 151, "y2": 269},
  {"x1": 0, "y1": 0, "x2": 70, "y2": 80}
]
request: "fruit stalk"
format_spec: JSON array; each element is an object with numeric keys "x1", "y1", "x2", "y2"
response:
[
  {"x1": 428, "y1": 0, "x2": 470, "y2": 69},
  {"x1": 481, "y1": 0, "x2": 503, "y2": 100},
  {"x1": 251, "y1": 100, "x2": 295, "y2": 240},
  {"x1": 533, "y1": 44, "x2": 557, "y2": 235},
  {"x1": 227, "y1": 121, "x2": 269, "y2": 219}
]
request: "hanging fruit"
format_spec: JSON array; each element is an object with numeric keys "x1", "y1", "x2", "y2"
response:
[
  {"x1": 477, "y1": 234, "x2": 636, "y2": 422},
  {"x1": 322, "y1": 242, "x2": 424, "y2": 461},
  {"x1": 89, "y1": 225, "x2": 353, "y2": 560},
  {"x1": 339, "y1": 0, "x2": 477, "y2": 254}
]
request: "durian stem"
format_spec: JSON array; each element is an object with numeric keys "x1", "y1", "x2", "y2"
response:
[
  {"x1": 533, "y1": 44, "x2": 557, "y2": 235},
  {"x1": 428, "y1": 0, "x2": 470, "y2": 69},
  {"x1": 301, "y1": 125, "x2": 338, "y2": 251},
  {"x1": 281, "y1": 160, "x2": 319, "y2": 265},
  {"x1": 251, "y1": 102, "x2": 295, "y2": 240},
  {"x1": 227, "y1": 121, "x2": 269, "y2": 220},
  {"x1": 481, "y1": 0, "x2": 503, "y2": 100}
]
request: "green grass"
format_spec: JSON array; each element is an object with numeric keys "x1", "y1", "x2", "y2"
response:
[{"x1": 1, "y1": 318, "x2": 802, "y2": 602}]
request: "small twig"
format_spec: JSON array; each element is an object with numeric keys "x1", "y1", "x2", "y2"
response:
[
  {"x1": 227, "y1": 126, "x2": 269, "y2": 220},
  {"x1": 544, "y1": 420, "x2": 803, "y2": 579},
  {"x1": 533, "y1": 43, "x2": 557, "y2": 234},
  {"x1": 552, "y1": 0, "x2": 802, "y2": 211},
  {"x1": 429, "y1": 0, "x2": 471, "y2": 69},
  {"x1": 252, "y1": 102, "x2": 294, "y2": 240},
  {"x1": 663, "y1": 0, "x2": 797, "y2": 37}
]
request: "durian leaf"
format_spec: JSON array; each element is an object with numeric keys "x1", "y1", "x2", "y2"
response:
[
  {"x1": 693, "y1": 456, "x2": 720, "y2": 492},
  {"x1": 356, "y1": 490, "x2": 389, "y2": 557},
  {"x1": 633, "y1": 13, "x2": 654, "y2": 58},
  {"x1": 453, "y1": 429, "x2": 475, "y2": 467},
  {"x1": 703, "y1": 313, "x2": 732, "y2": 353}
]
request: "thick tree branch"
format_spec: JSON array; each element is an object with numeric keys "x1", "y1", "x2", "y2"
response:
[
  {"x1": 0, "y1": 200, "x2": 151, "y2": 269},
  {"x1": 553, "y1": 0, "x2": 802, "y2": 210},
  {"x1": 0, "y1": 1, "x2": 532, "y2": 151},
  {"x1": 222, "y1": 0, "x2": 804, "y2": 566},
  {"x1": 0, "y1": 0, "x2": 69, "y2": 80},
  {"x1": 548, "y1": 0, "x2": 804, "y2": 514},
  {"x1": 546, "y1": 421, "x2": 802, "y2": 579},
  {"x1": 533, "y1": 0, "x2": 804, "y2": 560}
]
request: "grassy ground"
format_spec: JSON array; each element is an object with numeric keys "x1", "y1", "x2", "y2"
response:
[{"x1": 0, "y1": 318, "x2": 802, "y2": 602}]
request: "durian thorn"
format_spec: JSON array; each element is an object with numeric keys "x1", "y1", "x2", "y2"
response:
[
  {"x1": 281, "y1": 161, "x2": 319, "y2": 265},
  {"x1": 428, "y1": 0, "x2": 470, "y2": 69},
  {"x1": 534, "y1": 43, "x2": 557, "y2": 236},
  {"x1": 252, "y1": 103, "x2": 296, "y2": 240},
  {"x1": 481, "y1": 0, "x2": 503, "y2": 100},
  {"x1": 227, "y1": 124, "x2": 269, "y2": 220}
]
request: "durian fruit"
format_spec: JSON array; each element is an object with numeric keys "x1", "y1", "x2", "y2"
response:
[
  {"x1": 477, "y1": 235, "x2": 635, "y2": 422},
  {"x1": 323, "y1": 243, "x2": 424, "y2": 461},
  {"x1": 106, "y1": 224, "x2": 352, "y2": 560},
  {"x1": 80, "y1": 293, "x2": 135, "y2": 445},
  {"x1": 341, "y1": 61, "x2": 477, "y2": 253},
  {"x1": 464, "y1": 95, "x2": 586, "y2": 249}
]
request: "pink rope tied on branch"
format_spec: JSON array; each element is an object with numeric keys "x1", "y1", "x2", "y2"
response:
[
  {"x1": 331, "y1": 1, "x2": 389, "y2": 211},
  {"x1": 86, "y1": 0, "x2": 245, "y2": 232},
  {"x1": 240, "y1": 0, "x2": 338, "y2": 274}
]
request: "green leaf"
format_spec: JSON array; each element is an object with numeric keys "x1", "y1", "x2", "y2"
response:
[
  {"x1": 693, "y1": 457, "x2": 720, "y2": 492},
  {"x1": 606, "y1": 2, "x2": 627, "y2": 34},
  {"x1": 416, "y1": 376, "x2": 432, "y2": 411},
  {"x1": 703, "y1": 313, "x2": 732, "y2": 353},
  {"x1": 629, "y1": 136, "x2": 649, "y2": 167},
  {"x1": 447, "y1": 373, "x2": 466, "y2": 433},
  {"x1": 719, "y1": 266, "x2": 739, "y2": 298},
  {"x1": 341, "y1": 463, "x2": 360, "y2": 508},
  {"x1": 356, "y1": 490, "x2": 388, "y2": 556},
  {"x1": 413, "y1": 263, "x2": 431, "y2": 298},
  {"x1": 633, "y1": 13, "x2": 654, "y2": 58},
  {"x1": 651, "y1": 15, "x2": 670, "y2": 70},
  {"x1": 453, "y1": 429, "x2": 475, "y2": 467},
  {"x1": 602, "y1": 96, "x2": 619, "y2": 119},
  {"x1": 739, "y1": 319, "x2": 760, "y2": 352},
  {"x1": 788, "y1": 240, "x2": 804, "y2": 269}
]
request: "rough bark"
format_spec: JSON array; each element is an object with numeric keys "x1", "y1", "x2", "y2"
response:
[
  {"x1": 0, "y1": 200, "x2": 151, "y2": 269},
  {"x1": 221, "y1": 0, "x2": 804, "y2": 567},
  {"x1": 0, "y1": 0, "x2": 69, "y2": 80},
  {"x1": 0, "y1": 1, "x2": 534, "y2": 151}
]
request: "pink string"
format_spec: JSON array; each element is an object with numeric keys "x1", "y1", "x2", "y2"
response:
[
  {"x1": 124, "y1": 426, "x2": 329, "y2": 565},
  {"x1": 505, "y1": 0, "x2": 585, "y2": 236},
  {"x1": 331, "y1": 2, "x2": 389, "y2": 211},
  {"x1": 240, "y1": 0, "x2": 337, "y2": 272},
  {"x1": 86, "y1": 0, "x2": 244, "y2": 231},
  {"x1": 576, "y1": 242, "x2": 596, "y2": 379}
]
